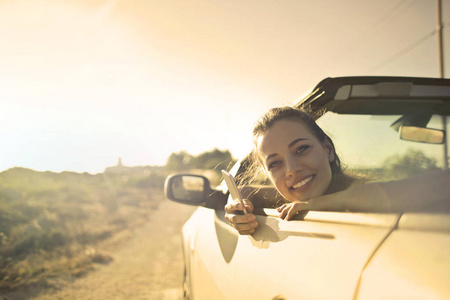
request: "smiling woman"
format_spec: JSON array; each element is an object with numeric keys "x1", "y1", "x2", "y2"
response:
[{"x1": 225, "y1": 105, "x2": 450, "y2": 234}]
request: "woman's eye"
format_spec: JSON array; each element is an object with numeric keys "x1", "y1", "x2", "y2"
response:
[
  {"x1": 295, "y1": 145, "x2": 310, "y2": 155},
  {"x1": 268, "y1": 160, "x2": 281, "y2": 170}
]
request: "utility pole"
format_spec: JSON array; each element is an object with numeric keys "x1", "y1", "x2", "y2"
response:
[
  {"x1": 437, "y1": 0, "x2": 448, "y2": 169},
  {"x1": 437, "y1": 0, "x2": 445, "y2": 78}
]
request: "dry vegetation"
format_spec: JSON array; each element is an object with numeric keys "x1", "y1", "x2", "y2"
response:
[
  {"x1": 0, "y1": 167, "x2": 166, "y2": 293},
  {"x1": 0, "y1": 148, "x2": 234, "y2": 297}
]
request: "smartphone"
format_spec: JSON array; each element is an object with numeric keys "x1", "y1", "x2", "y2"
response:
[{"x1": 221, "y1": 170, "x2": 248, "y2": 214}]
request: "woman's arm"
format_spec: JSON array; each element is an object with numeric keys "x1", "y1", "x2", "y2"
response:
[
  {"x1": 279, "y1": 169, "x2": 450, "y2": 220},
  {"x1": 368, "y1": 169, "x2": 450, "y2": 212}
]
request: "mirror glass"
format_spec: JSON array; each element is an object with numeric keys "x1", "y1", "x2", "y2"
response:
[
  {"x1": 171, "y1": 175, "x2": 206, "y2": 201},
  {"x1": 400, "y1": 126, "x2": 444, "y2": 144}
]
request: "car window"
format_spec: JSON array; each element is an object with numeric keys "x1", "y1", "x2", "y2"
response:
[{"x1": 317, "y1": 112, "x2": 446, "y2": 181}]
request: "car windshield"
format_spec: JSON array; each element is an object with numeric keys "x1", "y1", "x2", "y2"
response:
[
  {"x1": 316, "y1": 112, "x2": 446, "y2": 181},
  {"x1": 235, "y1": 111, "x2": 447, "y2": 190}
]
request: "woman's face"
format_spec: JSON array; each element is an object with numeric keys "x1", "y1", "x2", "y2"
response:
[{"x1": 256, "y1": 120, "x2": 335, "y2": 202}]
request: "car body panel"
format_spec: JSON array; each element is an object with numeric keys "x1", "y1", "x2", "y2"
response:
[
  {"x1": 356, "y1": 214, "x2": 450, "y2": 300},
  {"x1": 397, "y1": 213, "x2": 450, "y2": 232},
  {"x1": 186, "y1": 206, "x2": 401, "y2": 300}
]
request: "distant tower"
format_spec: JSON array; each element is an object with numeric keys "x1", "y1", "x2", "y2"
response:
[{"x1": 118, "y1": 157, "x2": 123, "y2": 167}]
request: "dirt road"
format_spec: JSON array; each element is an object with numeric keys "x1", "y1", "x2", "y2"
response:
[{"x1": 8, "y1": 200, "x2": 196, "y2": 300}]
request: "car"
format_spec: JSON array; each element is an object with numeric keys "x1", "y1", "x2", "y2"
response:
[{"x1": 164, "y1": 76, "x2": 450, "y2": 300}]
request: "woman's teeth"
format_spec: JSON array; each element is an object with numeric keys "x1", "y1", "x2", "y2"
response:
[{"x1": 292, "y1": 176, "x2": 313, "y2": 189}]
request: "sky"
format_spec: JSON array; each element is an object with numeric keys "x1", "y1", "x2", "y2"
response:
[{"x1": 1, "y1": 0, "x2": 449, "y2": 174}]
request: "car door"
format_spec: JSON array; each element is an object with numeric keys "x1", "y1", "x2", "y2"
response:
[{"x1": 187, "y1": 200, "x2": 401, "y2": 300}]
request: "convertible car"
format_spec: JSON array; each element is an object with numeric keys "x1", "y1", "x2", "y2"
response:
[{"x1": 164, "y1": 76, "x2": 450, "y2": 300}]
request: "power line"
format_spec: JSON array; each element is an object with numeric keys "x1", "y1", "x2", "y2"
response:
[
  {"x1": 366, "y1": 29, "x2": 437, "y2": 73},
  {"x1": 317, "y1": 0, "x2": 421, "y2": 71},
  {"x1": 351, "y1": 0, "x2": 417, "y2": 45},
  {"x1": 367, "y1": 21, "x2": 450, "y2": 73},
  {"x1": 365, "y1": 0, "x2": 409, "y2": 30},
  {"x1": 368, "y1": 0, "x2": 419, "y2": 31}
]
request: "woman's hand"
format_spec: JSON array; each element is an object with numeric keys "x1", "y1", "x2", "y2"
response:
[
  {"x1": 277, "y1": 201, "x2": 311, "y2": 221},
  {"x1": 276, "y1": 188, "x2": 354, "y2": 219},
  {"x1": 276, "y1": 184, "x2": 382, "y2": 220},
  {"x1": 276, "y1": 192, "x2": 348, "y2": 220},
  {"x1": 224, "y1": 199, "x2": 258, "y2": 235}
]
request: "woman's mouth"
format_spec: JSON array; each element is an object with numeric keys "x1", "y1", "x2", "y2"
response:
[{"x1": 290, "y1": 175, "x2": 314, "y2": 191}]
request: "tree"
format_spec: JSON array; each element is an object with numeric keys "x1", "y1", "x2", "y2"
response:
[
  {"x1": 165, "y1": 149, "x2": 236, "y2": 172},
  {"x1": 192, "y1": 148, "x2": 235, "y2": 171},
  {"x1": 165, "y1": 151, "x2": 193, "y2": 171},
  {"x1": 383, "y1": 148, "x2": 440, "y2": 180}
]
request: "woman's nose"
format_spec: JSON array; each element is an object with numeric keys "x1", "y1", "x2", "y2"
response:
[{"x1": 285, "y1": 156, "x2": 301, "y2": 178}]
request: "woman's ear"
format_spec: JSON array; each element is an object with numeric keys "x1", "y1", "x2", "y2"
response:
[{"x1": 322, "y1": 138, "x2": 335, "y2": 162}]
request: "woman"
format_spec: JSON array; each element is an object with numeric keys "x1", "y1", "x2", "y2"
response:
[{"x1": 225, "y1": 106, "x2": 450, "y2": 235}]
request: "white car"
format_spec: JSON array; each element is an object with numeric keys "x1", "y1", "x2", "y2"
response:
[{"x1": 165, "y1": 76, "x2": 450, "y2": 300}]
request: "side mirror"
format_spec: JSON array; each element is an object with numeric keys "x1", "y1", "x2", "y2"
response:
[
  {"x1": 400, "y1": 126, "x2": 445, "y2": 144},
  {"x1": 164, "y1": 174, "x2": 211, "y2": 206}
]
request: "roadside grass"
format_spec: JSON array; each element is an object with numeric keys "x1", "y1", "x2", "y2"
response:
[{"x1": 0, "y1": 167, "x2": 166, "y2": 292}]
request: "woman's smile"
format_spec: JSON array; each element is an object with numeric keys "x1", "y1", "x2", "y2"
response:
[{"x1": 290, "y1": 174, "x2": 314, "y2": 191}]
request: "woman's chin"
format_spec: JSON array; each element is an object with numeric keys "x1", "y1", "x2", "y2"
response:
[{"x1": 290, "y1": 187, "x2": 327, "y2": 202}]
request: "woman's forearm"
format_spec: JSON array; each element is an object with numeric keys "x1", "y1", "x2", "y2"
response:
[
  {"x1": 380, "y1": 169, "x2": 450, "y2": 212},
  {"x1": 336, "y1": 169, "x2": 450, "y2": 213}
]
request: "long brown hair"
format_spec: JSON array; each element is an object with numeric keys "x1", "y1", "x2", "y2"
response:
[{"x1": 245, "y1": 106, "x2": 355, "y2": 196}]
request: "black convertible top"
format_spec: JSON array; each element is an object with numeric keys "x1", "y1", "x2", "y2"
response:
[{"x1": 295, "y1": 76, "x2": 450, "y2": 116}]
